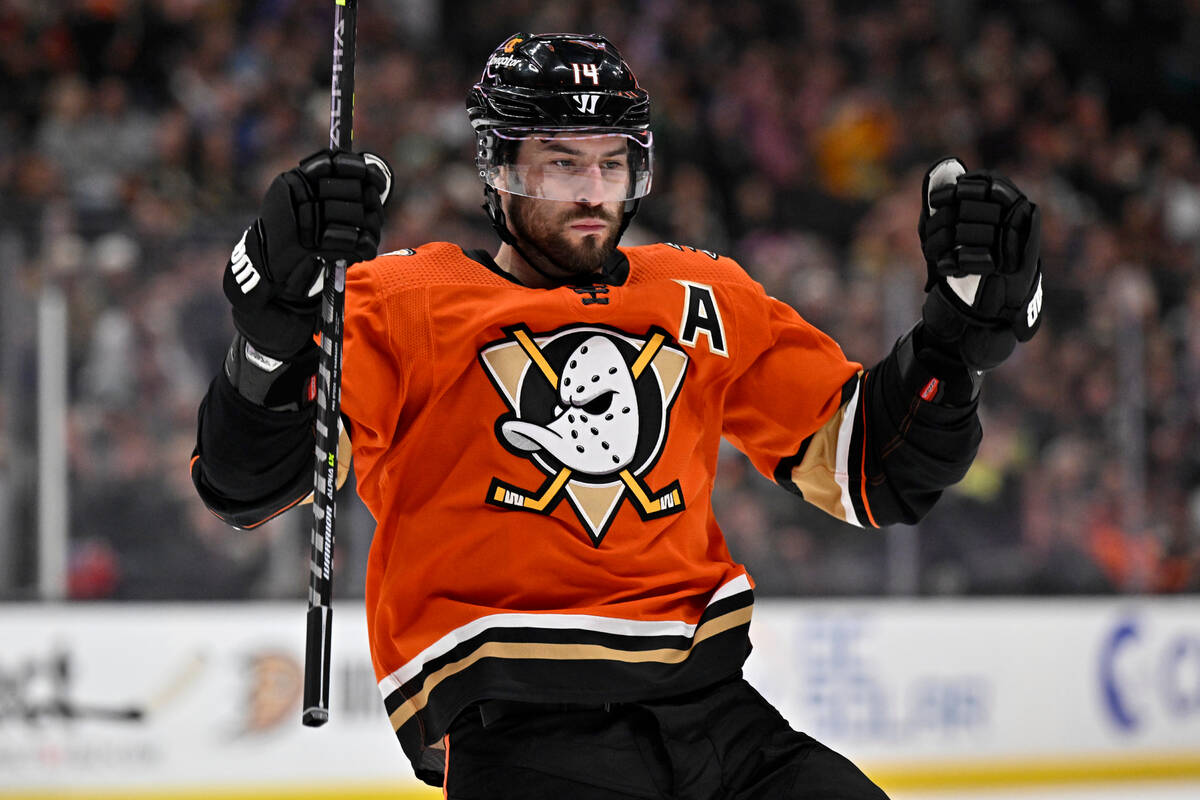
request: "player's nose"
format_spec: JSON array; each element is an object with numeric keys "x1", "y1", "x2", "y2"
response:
[{"x1": 573, "y1": 165, "x2": 608, "y2": 204}]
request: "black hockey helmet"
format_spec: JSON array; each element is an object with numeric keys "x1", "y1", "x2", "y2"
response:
[
  {"x1": 467, "y1": 33, "x2": 650, "y2": 132},
  {"x1": 466, "y1": 33, "x2": 653, "y2": 245}
]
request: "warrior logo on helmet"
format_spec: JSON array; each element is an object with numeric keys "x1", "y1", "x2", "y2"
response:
[{"x1": 479, "y1": 324, "x2": 688, "y2": 545}]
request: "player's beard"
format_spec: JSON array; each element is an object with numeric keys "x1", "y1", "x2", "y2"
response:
[{"x1": 509, "y1": 196, "x2": 621, "y2": 281}]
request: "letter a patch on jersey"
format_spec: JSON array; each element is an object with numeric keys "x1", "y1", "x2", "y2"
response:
[
  {"x1": 675, "y1": 281, "x2": 727, "y2": 357},
  {"x1": 478, "y1": 324, "x2": 689, "y2": 545}
]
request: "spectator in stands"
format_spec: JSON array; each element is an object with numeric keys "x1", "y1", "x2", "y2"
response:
[{"x1": 1, "y1": 0, "x2": 1197, "y2": 598}]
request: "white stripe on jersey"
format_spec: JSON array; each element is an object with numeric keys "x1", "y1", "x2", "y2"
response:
[
  {"x1": 376, "y1": 572, "x2": 753, "y2": 696},
  {"x1": 835, "y1": 378, "x2": 863, "y2": 527}
]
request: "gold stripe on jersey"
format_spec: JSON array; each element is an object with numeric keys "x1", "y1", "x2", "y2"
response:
[
  {"x1": 778, "y1": 371, "x2": 866, "y2": 526},
  {"x1": 783, "y1": 408, "x2": 850, "y2": 524},
  {"x1": 386, "y1": 603, "x2": 753, "y2": 733}
]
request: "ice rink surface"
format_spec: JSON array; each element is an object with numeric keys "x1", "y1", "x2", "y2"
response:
[{"x1": 891, "y1": 781, "x2": 1200, "y2": 800}]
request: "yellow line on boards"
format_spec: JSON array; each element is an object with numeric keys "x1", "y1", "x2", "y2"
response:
[
  {"x1": 6, "y1": 755, "x2": 1200, "y2": 799},
  {"x1": 0, "y1": 786, "x2": 439, "y2": 800},
  {"x1": 869, "y1": 754, "x2": 1200, "y2": 791}
]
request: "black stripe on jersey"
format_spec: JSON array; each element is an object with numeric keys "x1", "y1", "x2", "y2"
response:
[
  {"x1": 382, "y1": 588, "x2": 754, "y2": 717},
  {"x1": 773, "y1": 373, "x2": 861, "y2": 498},
  {"x1": 845, "y1": 371, "x2": 872, "y2": 527},
  {"x1": 387, "y1": 598, "x2": 753, "y2": 787},
  {"x1": 380, "y1": 624, "x2": 695, "y2": 717}
]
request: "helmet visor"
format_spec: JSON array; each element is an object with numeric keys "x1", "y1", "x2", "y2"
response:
[{"x1": 479, "y1": 129, "x2": 653, "y2": 203}]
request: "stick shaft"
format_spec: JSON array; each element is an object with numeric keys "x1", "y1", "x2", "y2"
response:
[{"x1": 303, "y1": 0, "x2": 358, "y2": 729}]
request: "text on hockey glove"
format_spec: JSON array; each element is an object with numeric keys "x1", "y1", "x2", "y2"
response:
[{"x1": 222, "y1": 149, "x2": 392, "y2": 360}]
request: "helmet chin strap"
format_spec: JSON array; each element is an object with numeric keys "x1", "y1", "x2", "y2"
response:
[{"x1": 483, "y1": 185, "x2": 640, "y2": 286}]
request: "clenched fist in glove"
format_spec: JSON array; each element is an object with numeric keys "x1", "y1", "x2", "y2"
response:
[
  {"x1": 223, "y1": 149, "x2": 392, "y2": 360},
  {"x1": 917, "y1": 158, "x2": 1043, "y2": 373}
]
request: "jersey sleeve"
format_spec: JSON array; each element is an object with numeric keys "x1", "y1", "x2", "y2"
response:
[
  {"x1": 721, "y1": 278, "x2": 980, "y2": 528},
  {"x1": 338, "y1": 262, "x2": 408, "y2": 516},
  {"x1": 719, "y1": 285, "x2": 863, "y2": 523}
]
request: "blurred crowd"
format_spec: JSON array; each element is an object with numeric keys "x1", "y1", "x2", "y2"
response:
[{"x1": 1, "y1": 0, "x2": 1199, "y2": 599}]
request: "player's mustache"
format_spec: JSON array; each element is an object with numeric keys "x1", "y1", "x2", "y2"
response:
[{"x1": 564, "y1": 209, "x2": 617, "y2": 223}]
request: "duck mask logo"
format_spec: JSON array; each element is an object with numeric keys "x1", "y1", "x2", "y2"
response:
[{"x1": 479, "y1": 324, "x2": 688, "y2": 545}]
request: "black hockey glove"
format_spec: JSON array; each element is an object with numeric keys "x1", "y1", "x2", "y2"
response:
[
  {"x1": 223, "y1": 149, "x2": 392, "y2": 360},
  {"x1": 223, "y1": 332, "x2": 320, "y2": 412},
  {"x1": 917, "y1": 157, "x2": 1043, "y2": 372}
]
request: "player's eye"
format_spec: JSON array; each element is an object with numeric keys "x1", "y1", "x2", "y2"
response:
[
  {"x1": 582, "y1": 391, "x2": 615, "y2": 415},
  {"x1": 602, "y1": 161, "x2": 625, "y2": 170}
]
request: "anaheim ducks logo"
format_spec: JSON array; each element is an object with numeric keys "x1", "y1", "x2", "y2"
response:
[
  {"x1": 479, "y1": 324, "x2": 688, "y2": 545},
  {"x1": 241, "y1": 651, "x2": 302, "y2": 735}
]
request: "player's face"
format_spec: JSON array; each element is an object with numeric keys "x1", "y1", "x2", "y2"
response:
[{"x1": 506, "y1": 136, "x2": 627, "y2": 277}]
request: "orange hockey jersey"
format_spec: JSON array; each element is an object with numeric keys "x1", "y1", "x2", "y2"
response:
[{"x1": 338, "y1": 241, "x2": 867, "y2": 780}]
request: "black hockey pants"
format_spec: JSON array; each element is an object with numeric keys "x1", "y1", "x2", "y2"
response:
[{"x1": 442, "y1": 675, "x2": 890, "y2": 799}]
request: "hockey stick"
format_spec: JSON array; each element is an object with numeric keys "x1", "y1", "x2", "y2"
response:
[{"x1": 303, "y1": 0, "x2": 358, "y2": 728}]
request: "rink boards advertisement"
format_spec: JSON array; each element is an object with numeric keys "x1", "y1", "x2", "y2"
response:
[
  {"x1": 744, "y1": 598, "x2": 1200, "y2": 790},
  {"x1": 1, "y1": 599, "x2": 1199, "y2": 798}
]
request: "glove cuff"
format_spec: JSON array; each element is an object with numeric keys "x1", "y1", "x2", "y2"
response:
[
  {"x1": 223, "y1": 333, "x2": 318, "y2": 411},
  {"x1": 897, "y1": 323, "x2": 982, "y2": 406}
]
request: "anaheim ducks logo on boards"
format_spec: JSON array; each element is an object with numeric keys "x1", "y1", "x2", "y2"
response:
[{"x1": 479, "y1": 323, "x2": 688, "y2": 545}]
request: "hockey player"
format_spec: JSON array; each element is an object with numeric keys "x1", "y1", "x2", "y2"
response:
[{"x1": 192, "y1": 33, "x2": 1042, "y2": 799}]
